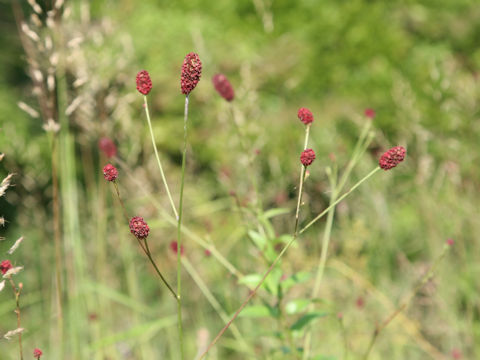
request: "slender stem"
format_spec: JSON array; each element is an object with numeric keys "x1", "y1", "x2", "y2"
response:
[
  {"x1": 49, "y1": 132, "x2": 64, "y2": 344},
  {"x1": 143, "y1": 95, "x2": 179, "y2": 220},
  {"x1": 303, "y1": 120, "x2": 373, "y2": 358},
  {"x1": 362, "y1": 243, "x2": 452, "y2": 360},
  {"x1": 143, "y1": 239, "x2": 179, "y2": 300},
  {"x1": 229, "y1": 103, "x2": 260, "y2": 208},
  {"x1": 300, "y1": 167, "x2": 381, "y2": 235},
  {"x1": 199, "y1": 166, "x2": 381, "y2": 358},
  {"x1": 115, "y1": 157, "x2": 243, "y2": 279},
  {"x1": 339, "y1": 315, "x2": 348, "y2": 360},
  {"x1": 112, "y1": 181, "x2": 130, "y2": 224},
  {"x1": 176, "y1": 95, "x2": 190, "y2": 360},
  {"x1": 110, "y1": 181, "x2": 178, "y2": 300},
  {"x1": 199, "y1": 125, "x2": 311, "y2": 359},
  {"x1": 9, "y1": 278, "x2": 23, "y2": 360},
  {"x1": 294, "y1": 125, "x2": 311, "y2": 232},
  {"x1": 182, "y1": 257, "x2": 252, "y2": 356},
  {"x1": 302, "y1": 167, "x2": 337, "y2": 360}
]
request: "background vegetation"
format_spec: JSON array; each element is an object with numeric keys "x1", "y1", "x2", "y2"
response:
[{"x1": 1, "y1": 0, "x2": 479, "y2": 359}]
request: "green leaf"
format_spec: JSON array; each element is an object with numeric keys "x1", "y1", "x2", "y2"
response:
[
  {"x1": 238, "y1": 305, "x2": 271, "y2": 318},
  {"x1": 262, "y1": 208, "x2": 291, "y2": 219},
  {"x1": 290, "y1": 312, "x2": 328, "y2": 331},
  {"x1": 248, "y1": 230, "x2": 266, "y2": 250},
  {"x1": 285, "y1": 298, "x2": 311, "y2": 315},
  {"x1": 238, "y1": 274, "x2": 262, "y2": 288},
  {"x1": 282, "y1": 271, "x2": 312, "y2": 292}
]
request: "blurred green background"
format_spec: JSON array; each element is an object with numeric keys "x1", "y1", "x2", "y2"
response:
[{"x1": 1, "y1": 0, "x2": 479, "y2": 359}]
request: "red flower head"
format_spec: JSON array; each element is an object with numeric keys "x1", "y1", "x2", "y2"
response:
[
  {"x1": 364, "y1": 108, "x2": 376, "y2": 119},
  {"x1": 212, "y1": 74, "x2": 234, "y2": 101},
  {"x1": 129, "y1": 216, "x2": 150, "y2": 239},
  {"x1": 451, "y1": 348, "x2": 462, "y2": 359},
  {"x1": 0, "y1": 260, "x2": 12, "y2": 275},
  {"x1": 102, "y1": 164, "x2": 118, "y2": 182},
  {"x1": 98, "y1": 137, "x2": 117, "y2": 158},
  {"x1": 379, "y1": 146, "x2": 406, "y2": 170},
  {"x1": 298, "y1": 107, "x2": 314, "y2": 125},
  {"x1": 33, "y1": 348, "x2": 43, "y2": 359},
  {"x1": 170, "y1": 241, "x2": 184, "y2": 256},
  {"x1": 181, "y1": 52, "x2": 202, "y2": 95},
  {"x1": 136, "y1": 70, "x2": 152, "y2": 95},
  {"x1": 300, "y1": 148, "x2": 316, "y2": 166},
  {"x1": 447, "y1": 238, "x2": 455, "y2": 246}
]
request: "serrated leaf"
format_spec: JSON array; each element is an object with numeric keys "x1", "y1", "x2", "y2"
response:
[
  {"x1": 238, "y1": 305, "x2": 271, "y2": 318},
  {"x1": 290, "y1": 312, "x2": 328, "y2": 331}
]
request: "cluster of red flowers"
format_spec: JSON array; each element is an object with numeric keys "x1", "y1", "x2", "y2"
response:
[
  {"x1": 136, "y1": 70, "x2": 153, "y2": 95},
  {"x1": 33, "y1": 348, "x2": 43, "y2": 359},
  {"x1": 298, "y1": 107, "x2": 314, "y2": 125},
  {"x1": 379, "y1": 146, "x2": 406, "y2": 170},
  {"x1": 212, "y1": 74, "x2": 234, "y2": 101},
  {"x1": 129, "y1": 216, "x2": 150, "y2": 240},
  {"x1": 300, "y1": 148, "x2": 316, "y2": 167},
  {"x1": 98, "y1": 137, "x2": 117, "y2": 158},
  {"x1": 0, "y1": 259, "x2": 12, "y2": 275},
  {"x1": 103, "y1": 164, "x2": 118, "y2": 182},
  {"x1": 181, "y1": 52, "x2": 202, "y2": 95}
]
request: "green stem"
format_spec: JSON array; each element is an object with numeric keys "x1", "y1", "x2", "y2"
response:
[
  {"x1": 302, "y1": 167, "x2": 338, "y2": 360},
  {"x1": 176, "y1": 95, "x2": 189, "y2": 360},
  {"x1": 143, "y1": 95, "x2": 178, "y2": 220},
  {"x1": 49, "y1": 131, "x2": 64, "y2": 347},
  {"x1": 294, "y1": 125, "x2": 311, "y2": 232},
  {"x1": 198, "y1": 125, "x2": 312, "y2": 359},
  {"x1": 300, "y1": 167, "x2": 381, "y2": 235},
  {"x1": 111, "y1": 181, "x2": 178, "y2": 300},
  {"x1": 115, "y1": 157, "x2": 243, "y2": 279},
  {"x1": 182, "y1": 257, "x2": 253, "y2": 356},
  {"x1": 144, "y1": 239, "x2": 179, "y2": 300}
]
